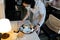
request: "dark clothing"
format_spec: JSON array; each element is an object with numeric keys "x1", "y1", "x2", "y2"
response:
[{"x1": 17, "y1": 6, "x2": 27, "y2": 20}]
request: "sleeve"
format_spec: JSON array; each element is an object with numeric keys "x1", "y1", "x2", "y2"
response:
[{"x1": 38, "y1": 1, "x2": 46, "y2": 27}]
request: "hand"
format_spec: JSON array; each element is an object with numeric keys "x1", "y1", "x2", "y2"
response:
[
  {"x1": 34, "y1": 25, "x2": 40, "y2": 35},
  {"x1": 34, "y1": 25, "x2": 40, "y2": 32}
]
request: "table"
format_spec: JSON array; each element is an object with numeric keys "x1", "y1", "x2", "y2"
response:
[
  {"x1": 1, "y1": 21, "x2": 40, "y2": 40},
  {"x1": 16, "y1": 32, "x2": 40, "y2": 40}
]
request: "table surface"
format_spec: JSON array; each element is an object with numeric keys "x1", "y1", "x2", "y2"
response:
[{"x1": 1, "y1": 21, "x2": 40, "y2": 40}]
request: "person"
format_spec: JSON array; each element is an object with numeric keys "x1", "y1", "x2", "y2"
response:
[
  {"x1": 15, "y1": 0, "x2": 40, "y2": 40},
  {"x1": 29, "y1": 0, "x2": 46, "y2": 35},
  {"x1": 16, "y1": 0, "x2": 33, "y2": 26},
  {"x1": 22, "y1": 0, "x2": 46, "y2": 35},
  {"x1": 17, "y1": 0, "x2": 46, "y2": 35}
]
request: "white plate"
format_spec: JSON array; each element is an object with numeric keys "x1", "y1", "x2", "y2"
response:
[{"x1": 19, "y1": 20, "x2": 35, "y2": 34}]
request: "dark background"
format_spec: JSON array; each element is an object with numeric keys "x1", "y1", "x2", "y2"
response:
[{"x1": 5, "y1": 0, "x2": 21, "y2": 21}]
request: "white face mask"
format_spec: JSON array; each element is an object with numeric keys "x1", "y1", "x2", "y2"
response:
[
  {"x1": 49, "y1": 0, "x2": 53, "y2": 2},
  {"x1": 25, "y1": 5, "x2": 30, "y2": 10}
]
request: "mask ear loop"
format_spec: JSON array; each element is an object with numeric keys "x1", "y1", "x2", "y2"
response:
[{"x1": 17, "y1": 0, "x2": 22, "y2": 5}]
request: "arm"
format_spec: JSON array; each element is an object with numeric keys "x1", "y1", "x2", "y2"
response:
[
  {"x1": 34, "y1": 13, "x2": 45, "y2": 35},
  {"x1": 22, "y1": 6, "x2": 30, "y2": 21},
  {"x1": 37, "y1": 13, "x2": 43, "y2": 25},
  {"x1": 34, "y1": 0, "x2": 46, "y2": 35},
  {"x1": 22, "y1": 11, "x2": 30, "y2": 21},
  {"x1": 37, "y1": 1, "x2": 46, "y2": 27},
  {"x1": 39, "y1": 13, "x2": 46, "y2": 27},
  {"x1": 19, "y1": 7, "x2": 30, "y2": 26},
  {"x1": 19, "y1": 11, "x2": 30, "y2": 27}
]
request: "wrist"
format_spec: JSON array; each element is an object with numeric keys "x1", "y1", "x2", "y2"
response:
[{"x1": 22, "y1": 19, "x2": 25, "y2": 22}]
